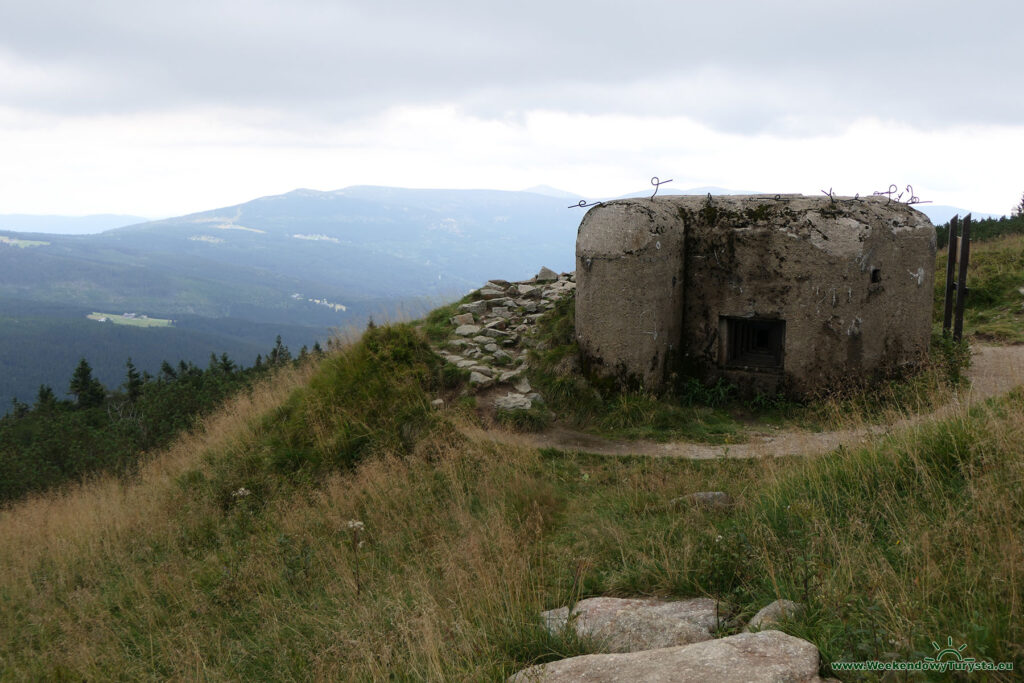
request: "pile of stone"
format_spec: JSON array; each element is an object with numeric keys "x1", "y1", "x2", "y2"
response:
[
  {"x1": 511, "y1": 597, "x2": 828, "y2": 682},
  {"x1": 433, "y1": 266, "x2": 575, "y2": 412}
]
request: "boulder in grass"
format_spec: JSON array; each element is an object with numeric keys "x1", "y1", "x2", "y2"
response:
[
  {"x1": 469, "y1": 371, "x2": 493, "y2": 388},
  {"x1": 508, "y1": 630, "x2": 832, "y2": 683},
  {"x1": 541, "y1": 597, "x2": 722, "y2": 653},
  {"x1": 745, "y1": 600, "x2": 805, "y2": 632},
  {"x1": 495, "y1": 393, "x2": 532, "y2": 411}
]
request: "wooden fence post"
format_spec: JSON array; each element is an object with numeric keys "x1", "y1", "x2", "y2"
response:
[
  {"x1": 943, "y1": 216, "x2": 959, "y2": 336},
  {"x1": 952, "y1": 214, "x2": 972, "y2": 342}
]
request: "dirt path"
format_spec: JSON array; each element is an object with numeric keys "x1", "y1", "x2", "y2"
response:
[{"x1": 465, "y1": 345, "x2": 1024, "y2": 460}]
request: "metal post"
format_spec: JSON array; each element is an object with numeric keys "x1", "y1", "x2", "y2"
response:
[
  {"x1": 952, "y1": 214, "x2": 971, "y2": 342},
  {"x1": 942, "y1": 216, "x2": 959, "y2": 336}
]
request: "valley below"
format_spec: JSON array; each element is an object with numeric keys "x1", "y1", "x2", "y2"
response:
[{"x1": 0, "y1": 186, "x2": 578, "y2": 410}]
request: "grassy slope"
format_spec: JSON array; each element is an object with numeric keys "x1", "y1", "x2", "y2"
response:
[
  {"x1": 3, "y1": 234, "x2": 1024, "y2": 679},
  {"x1": 0, "y1": 320, "x2": 1020, "y2": 680},
  {"x1": 524, "y1": 296, "x2": 963, "y2": 444},
  {"x1": 933, "y1": 233, "x2": 1024, "y2": 343}
]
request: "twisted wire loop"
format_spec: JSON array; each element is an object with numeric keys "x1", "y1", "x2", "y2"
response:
[
  {"x1": 569, "y1": 199, "x2": 603, "y2": 209},
  {"x1": 872, "y1": 183, "x2": 897, "y2": 201},
  {"x1": 903, "y1": 185, "x2": 932, "y2": 205},
  {"x1": 650, "y1": 176, "x2": 673, "y2": 199},
  {"x1": 872, "y1": 183, "x2": 932, "y2": 205}
]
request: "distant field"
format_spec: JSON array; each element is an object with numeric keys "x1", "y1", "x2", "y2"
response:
[
  {"x1": 87, "y1": 312, "x2": 173, "y2": 327},
  {"x1": 0, "y1": 235, "x2": 49, "y2": 248}
]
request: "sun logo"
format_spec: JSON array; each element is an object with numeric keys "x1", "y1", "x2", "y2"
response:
[{"x1": 924, "y1": 636, "x2": 975, "y2": 663}]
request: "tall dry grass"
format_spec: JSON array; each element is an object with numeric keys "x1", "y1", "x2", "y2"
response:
[
  {"x1": 0, "y1": 360, "x2": 317, "y2": 595},
  {"x1": 0, "y1": 321, "x2": 1020, "y2": 679}
]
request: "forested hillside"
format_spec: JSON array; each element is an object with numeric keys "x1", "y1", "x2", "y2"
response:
[
  {"x1": 0, "y1": 335, "x2": 319, "y2": 503},
  {"x1": 0, "y1": 297, "x2": 324, "y2": 411}
]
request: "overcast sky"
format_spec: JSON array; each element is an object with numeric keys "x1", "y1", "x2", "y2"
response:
[{"x1": 1, "y1": 0, "x2": 1021, "y2": 217}]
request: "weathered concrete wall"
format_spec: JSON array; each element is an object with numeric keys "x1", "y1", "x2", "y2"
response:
[
  {"x1": 575, "y1": 194, "x2": 936, "y2": 396},
  {"x1": 575, "y1": 201, "x2": 686, "y2": 388}
]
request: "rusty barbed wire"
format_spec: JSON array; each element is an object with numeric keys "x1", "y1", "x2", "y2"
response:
[
  {"x1": 873, "y1": 184, "x2": 932, "y2": 205},
  {"x1": 819, "y1": 188, "x2": 865, "y2": 203},
  {"x1": 650, "y1": 176, "x2": 673, "y2": 199},
  {"x1": 568, "y1": 180, "x2": 931, "y2": 209},
  {"x1": 569, "y1": 174, "x2": 675, "y2": 208}
]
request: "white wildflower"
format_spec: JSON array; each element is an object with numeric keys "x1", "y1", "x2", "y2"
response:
[
  {"x1": 715, "y1": 535, "x2": 723, "y2": 543},
  {"x1": 346, "y1": 519, "x2": 365, "y2": 531},
  {"x1": 232, "y1": 487, "x2": 251, "y2": 498}
]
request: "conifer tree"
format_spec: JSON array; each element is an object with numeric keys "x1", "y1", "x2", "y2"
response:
[
  {"x1": 159, "y1": 361, "x2": 177, "y2": 381},
  {"x1": 35, "y1": 384, "x2": 57, "y2": 411},
  {"x1": 268, "y1": 335, "x2": 291, "y2": 366},
  {"x1": 10, "y1": 397, "x2": 29, "y2": 418},
  {"x1": 69, "y1": 358, "x2": 105, "y2": 408},
  {"x1": 123, "y1": 358, "x2": 144, "y2": 401}
]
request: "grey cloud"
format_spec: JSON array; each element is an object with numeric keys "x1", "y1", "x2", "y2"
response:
[{"x1": 0, "y1": 0, "x2": 1020, "y2": 133}]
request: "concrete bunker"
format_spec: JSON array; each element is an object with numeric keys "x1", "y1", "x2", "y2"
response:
[{"x1": 574, "y1": 195, "x2": 937, "y2": 396}]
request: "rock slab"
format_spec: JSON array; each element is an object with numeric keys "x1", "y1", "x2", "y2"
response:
[
  {"x1": 535, "y1": 266, "x2": 559, "y2": 282},
  {"x1": 509, "y1": 630, "x2": 829, "y2": 683},
  {"x1": 542, "y1": 597, "x2": 720, "y2": 653},
  {"x1": 746, "y1": 600, "x2": 804, "y2": 632},
  {"x1": 495, "y1": 393, "x2": 533, "y2": 411}
]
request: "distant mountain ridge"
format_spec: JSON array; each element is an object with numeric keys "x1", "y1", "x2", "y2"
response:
[
  {"x1": 0, "y1": 186, "x2": 582, "y2": 411},
  {"x1": 102, "y1": 185, "x2": 580, "y2": 295},
  {"x1": 0, "y1": 214, "x2": 150, "y2": 235},
  {"x1": 0, "y1": 184, "x2": 1002, "y2": 414}
]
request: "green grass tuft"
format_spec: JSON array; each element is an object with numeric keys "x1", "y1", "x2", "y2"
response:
[{"x1": 933, "y1": 233, "x2": 1024, "y2": 343}]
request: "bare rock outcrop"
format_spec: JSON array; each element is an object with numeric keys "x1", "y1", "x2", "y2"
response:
[
  {"x1": 745, "y1": 599, "x2": 805, "y2": 632},
  {"x1": 542, "y1": 597, "x2": 721, "y2": 653},
  {"x1": 509, "y1": 630, "x2": 831, "y2": 682}
]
